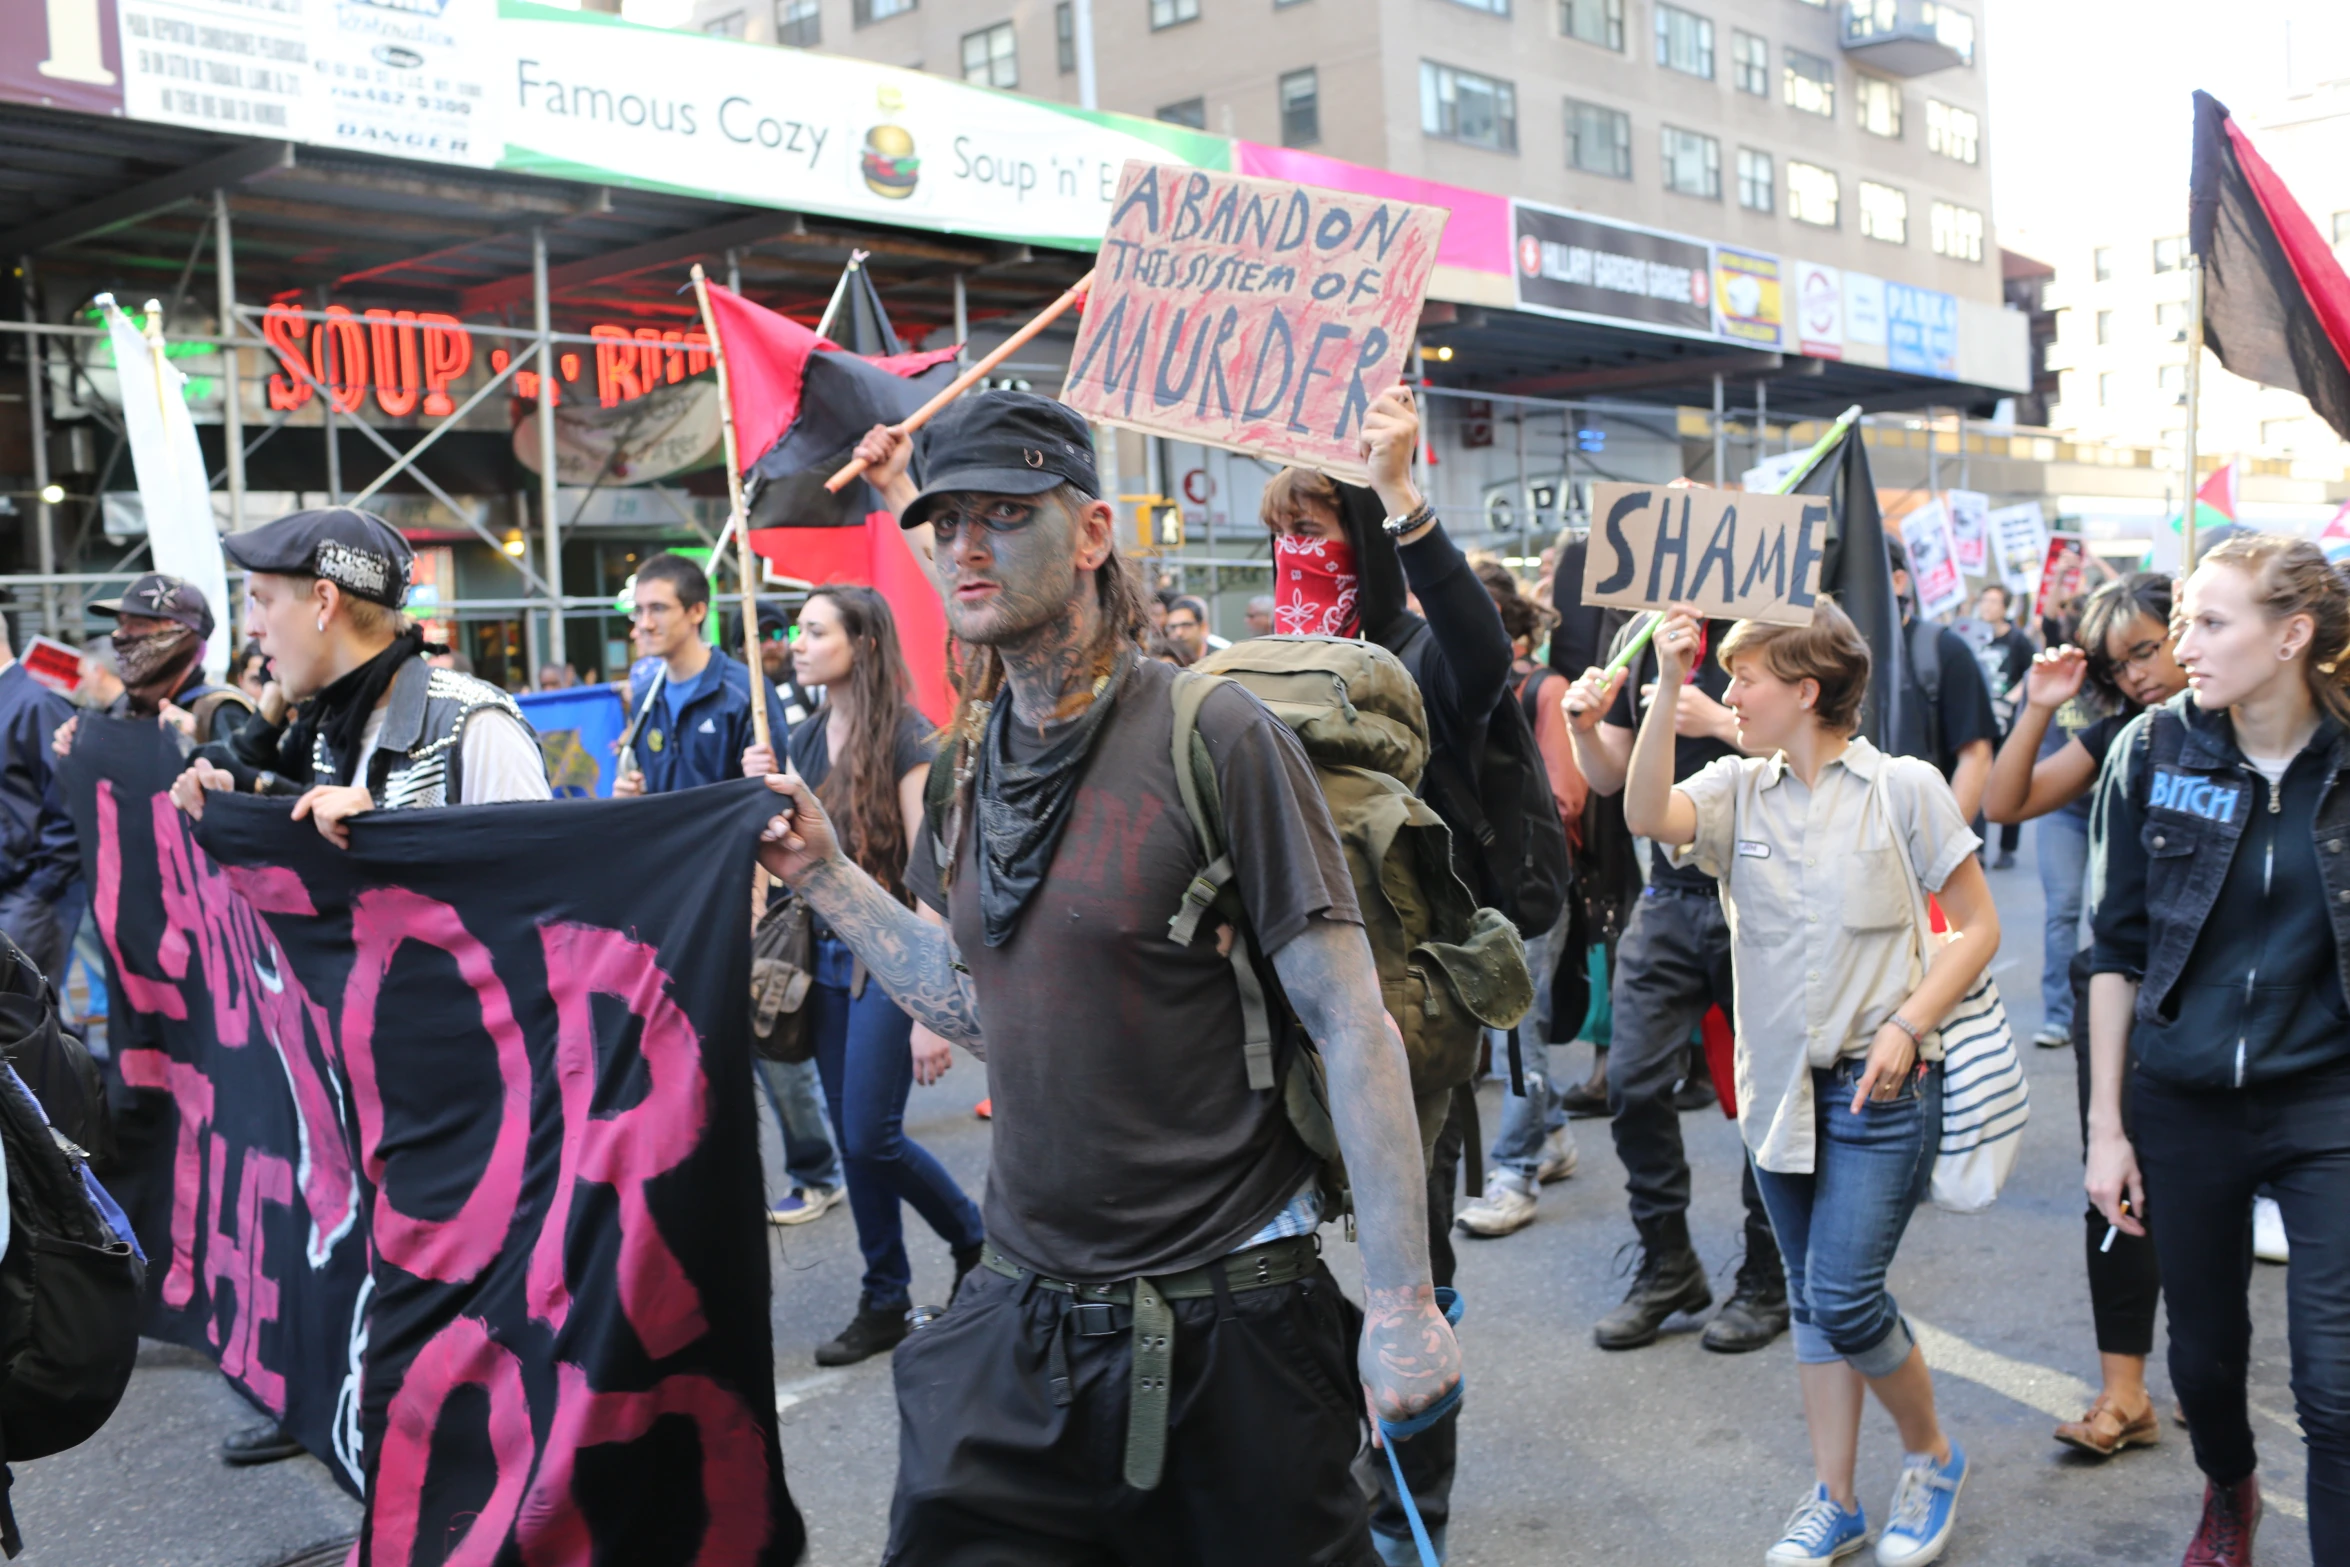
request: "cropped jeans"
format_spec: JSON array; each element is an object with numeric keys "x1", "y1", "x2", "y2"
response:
[
  {"x1": 809, "y1": 934, "x2": 984, "y2": 1311},
  {"x1": 1749, "y1": 1058, "x2": 1942, "y2": 1379},
  {"x1": 2036, "y1": 812, "x2": 2090, "y2": 1036}
]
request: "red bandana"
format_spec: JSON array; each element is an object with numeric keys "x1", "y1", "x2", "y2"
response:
[{"x1": 1273, "y1": 534, "x2": 1360, "y2": 637}]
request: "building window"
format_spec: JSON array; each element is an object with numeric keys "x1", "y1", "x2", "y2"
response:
[
  {"x1": 1279, "y1": 68, "x2": 1319, "y2": 146},
  {"x1": 1856, "y1": 74, "x2": 1900, "y2": 137},
  {"x1": 2155, "y1": 298, "x2": 2190, "y2": 339},
  {"x1": 1788, "y1": 160, "x2": 1838, "y2": 227},
  {"x1": 774, "y1": 0, "x2": 820, "y2": 44},
  {"x1": 1929, "y1": 200, "x2": 1981, "y2": 260},
  {"x1": 2153, "y1": 235, "x2": 2187, "y2": 273},
  {"x1": 2098, "y1": 371, "x2": 2115, "y2": 407},
  {"x1": 853, "y1": 0, "x2": 914, "y2": 21},
  {"x1": 1150, "y1": 0, "x2": 1199, "y2": 28},
  {"x1": 1654, "y1": 5, "x2": 1714, "y2": 77},
  {"x1": 1565, "y1": 98, "x2": 1632, "y2": 177},
  {"x1": 1559, "y1": 0, "x2": 1623, "y2": 49},
  {"x1": 1056, "y1": 1, "x2": 1075, "y2": 71},
  {"x1": 1421, "y1": 61, "x2": 1518, "y2": 151},
  {"x1": 1783, "y1": 48, "x2": 1833, "y2": 116},
  {"x1": 1926, "y1": 100, "x2": 1978, "y2": 163},
  {"x1": 1443, "y1": 0, "x2": 1511, "y2": 11},
  {"x1": 702, "y1": 9, "x2": 746, "y2": 34},
  {"x1": 1859, "y1": 181, "x2": 1907, "y2": 244},
  {"x1": 1157, "y1": 96, "x2": 1206, "y2": 127},
  {"x1": 2095, "y1": 309, "x2": 2112, "y2": 345},
  {"x1": 2093, "y1": 246, "x2": 2113, "y2": 281},
  {"x1": 1661, "y1": 126, "x2": 1721, "y2": 200},
  {"x1": 1737, "y1": 146, "x2": 1773, "y2": 212},
  {"x1": 1731, "y1": 30, "x2": 1768, "y2": 94},
  {"x1": 961, "y1": 21, "x2": 1017, "y2": 86},
  {"x1": 2159, "y1": 363, "x2": 2186, "y2": 399},
  {"x1": 1924, "y1": 0, "x2": 1975, "y2": 65}
]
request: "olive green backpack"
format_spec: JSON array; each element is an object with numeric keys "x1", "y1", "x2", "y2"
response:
[{"x1": 1170, "y1": 636, "x2": 1532, "y2": 1201}]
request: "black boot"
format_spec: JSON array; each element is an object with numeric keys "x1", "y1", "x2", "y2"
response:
[
  {"x1": 1593, "y1": 1212, "x2": 1713, "y2": 1350},
  {"x1": 815, "y1": 1295, "x2": 911, "y2": 1367},
  {"x1": 1559, "y1": 1047, "x2": 1611, "y2": 1118},
  {"x1": 1701, "y1": 1219, "x2": 1790, "y2": 1354},
  {"x1": 220, "y1": 1421, "x2": 305, "y2": 1466}
]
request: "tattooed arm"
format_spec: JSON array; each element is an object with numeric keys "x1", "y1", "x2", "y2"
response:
[
  {"x1": 757, "y1": 773, "x2": 984, "y2": 1053},
  {"x1": 1269, "y1": 916, "x2": 1462, "y2": 1432}
]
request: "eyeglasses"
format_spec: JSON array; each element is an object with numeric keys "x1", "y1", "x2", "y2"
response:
[
  {"x1": 928, "y1": 497, "x2": 1046, "y2": 541},
  {"x1": 2115, "y1": 636, "x2": 2167, "y2": 670},
  {"x1": 627, "y1": 601, "x2": 681, "y2": 623}
]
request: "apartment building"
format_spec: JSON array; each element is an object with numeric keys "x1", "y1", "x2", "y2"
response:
[
  {"x1": 689, "y1": 0, "x2": 2001, "y2": 310},
  {"x1": 2042, "y1": 76, "x2": 2350, "y2": 471}
]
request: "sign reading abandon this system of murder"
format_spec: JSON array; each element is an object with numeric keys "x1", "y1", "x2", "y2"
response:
[
  {"x1": 1581, "y1": 483, "x2": 1829, "y2": 627},
  {"x1": 1062, "y1": 161, "x2": 1447, "y2": 483}
]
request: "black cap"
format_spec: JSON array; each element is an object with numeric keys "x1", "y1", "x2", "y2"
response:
[
  {"x1": 902, "y1": 390, "x2": 1099, "y2": 528},
  {"x1": 92, "y1": 573, "x2": 214, "y2": 640},
  {"x1": 223, "y1": 507, "x2": 413, "y2": 608}
]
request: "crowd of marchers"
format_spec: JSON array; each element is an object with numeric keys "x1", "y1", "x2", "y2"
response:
[{"x1": 0, "y1": 381, "x2": 2339, "y2": 1567}]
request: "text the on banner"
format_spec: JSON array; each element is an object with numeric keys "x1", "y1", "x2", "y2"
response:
[
  {"x1": 1061, "y1": 162, "x2": 1446, "y2": 483},
  {"x1": 1582, "y1": 483, "x2": 1828, "y2": 627},
  {"x1": 1990, "y1": 501, "x2": 2051, "y2": 594}
]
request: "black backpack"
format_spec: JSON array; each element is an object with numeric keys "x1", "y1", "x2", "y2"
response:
[
  {"x1": 1417, "y1": 666, "x2": 1575, "y2": 941},
  {"x1": 0, "y1": 938, "x2": 144, "y2": 1557}
]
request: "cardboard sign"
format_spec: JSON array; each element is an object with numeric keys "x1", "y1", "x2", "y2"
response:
[
  {"x1": 1946, "y1": 489, "x2": 1989, "y2": 575},
  {"x1": 1900, "y1": 500, "x2": 1967, "y2": 621},
  {"x1": 1581, "y1": 484, "x2": 1829, "y2": 627},
  {"x1": 1990, "y1": 501, "x2": 2050, "y2": 592},
  {"x1": 20, "y1": 634, "x2": 83, "y2": 696},
  {"x1": 2034, "y1": 533, "x2": 2092, "y2": 623},
  {"x1": 1062, "y1": 162, "x2": 1447, "y2": 483}
]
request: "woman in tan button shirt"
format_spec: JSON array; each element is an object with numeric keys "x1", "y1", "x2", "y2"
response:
[{"x1": 1611, "y1": 599, "x2": 1999, "y2": 1567}]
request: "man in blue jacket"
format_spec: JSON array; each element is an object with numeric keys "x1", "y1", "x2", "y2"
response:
[
  {"x1": 611, "y1": 553, "x2": 845, "y2": 1224},
  {"x1": 0, "y1": 616, "x2": 81, "y2": 986}
]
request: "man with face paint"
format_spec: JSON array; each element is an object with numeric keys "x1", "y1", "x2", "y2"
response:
[{"x1": 759, "y1": 391, "x2": 1459, "y2": 1566}]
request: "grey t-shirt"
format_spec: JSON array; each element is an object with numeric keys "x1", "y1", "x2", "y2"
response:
[{"x1": 907, "y1": 656, "x2": 1359, "y2": 1282}]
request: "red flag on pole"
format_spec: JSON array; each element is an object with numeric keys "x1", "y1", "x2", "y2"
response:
[{"x1": 748, "y1": 520, "x2": 954, "y2": 725}]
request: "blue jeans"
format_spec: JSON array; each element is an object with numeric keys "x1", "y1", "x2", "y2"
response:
[
  {"x1": 756, "y1": 1056, "x2": 843, "y2": 1195},
  {"x1": 2036, "y1": 813, "x2": 2090, "y2": 1034},
  {"x1": 810, "y1": 935, "x2": 985, "y2": 1310},
  {"x1": 1748, "y1": 1058, "x2": 1942, "y2": 1379},
  {"x1": 1489, "y1": 918, "x2": 1582, "y2": 1178}
]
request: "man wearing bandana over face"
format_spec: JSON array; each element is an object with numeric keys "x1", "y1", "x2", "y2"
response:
[
  {"x1": 94, "y1": 575, "x2": 251, "y2": 743},
  {"x1": 1259, "y1": 387, "x2": 1518, "y2": 1566}
]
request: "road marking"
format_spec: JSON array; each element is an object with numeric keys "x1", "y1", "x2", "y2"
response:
[
  {"x1": 775, "y1": 1369, "x2": 852, "y2": 1415},
  {"x1": 1910, "y1": 1319, "x2": 2306, "y2": 1521}
]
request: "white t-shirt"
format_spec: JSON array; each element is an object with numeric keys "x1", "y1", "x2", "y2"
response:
[
  {"x1": 352, "y1": 706, "x2": 552, "y2": 805},
  {"x1": 2242, "y1": 750, "x2": 2293, "y2": 787}
]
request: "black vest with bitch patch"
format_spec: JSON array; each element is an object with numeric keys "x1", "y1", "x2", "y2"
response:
[{"x1": 307, "y1": 655, "x2": 530, "y2": 810}]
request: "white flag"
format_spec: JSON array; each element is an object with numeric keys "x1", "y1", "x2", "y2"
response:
[{"x1": 100, "y1": 298, "x2": 229, "y2": 680}]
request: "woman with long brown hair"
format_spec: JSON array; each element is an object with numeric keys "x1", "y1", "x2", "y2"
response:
[{"x1": 745, "y1": 583, "x2": 984, "y2": 1368}]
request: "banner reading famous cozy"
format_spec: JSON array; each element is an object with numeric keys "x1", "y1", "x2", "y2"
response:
[
  {"x1": 64, "y1": 718, "x2": 374, "y2": 1494},
  {"x1": 1063, "y1": 161, "x2": 1446, "y2": 483},
  {"x1": 68, "y1": 719, "x2": 803, "y2": 1562}
]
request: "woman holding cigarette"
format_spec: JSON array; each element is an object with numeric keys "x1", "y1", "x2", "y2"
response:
[
  {"x1": 2085, "y1": 536, "x2": 2350, "y2": 1567},
  {"x1": 1617, "y1": 599, "x2": 1996, "y2": 1567}
]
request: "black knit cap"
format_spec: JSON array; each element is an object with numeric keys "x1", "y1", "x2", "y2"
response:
[
  {"x1": 901, "y1": 390, "x2": 1100, "y2": 528},
  {"x1": 223, "y1": 506, "x2": 413, "y2": 608}
]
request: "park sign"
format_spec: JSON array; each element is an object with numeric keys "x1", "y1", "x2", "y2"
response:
[
  {"x1": 1581, "y1": 483, "x2": 1829, "y2": 627},
  {"x1": 1060, "y1": 162, "x2": 1447, "y2": 484}
]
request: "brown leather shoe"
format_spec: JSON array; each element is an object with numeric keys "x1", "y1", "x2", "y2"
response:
[{"x1": 2054, "y1": 1394, "x2": 2161, "y2": 1457}]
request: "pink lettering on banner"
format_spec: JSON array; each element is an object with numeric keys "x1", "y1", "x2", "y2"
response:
[
  {"x1": 203, "y1": 1134, "x2": 293, "y2": 1413},
  {"x1": 116, "y1": 1048, "x2": 213, "y2": 1310},
  {"x1": 153, "y1": 794, "x2": 252, "y2": 1047},
  {"x1": 342, "y1": 889, "x2": 529, "y2": 1284},
  {"x1": 517, "y1": 1363, "x2": 772, "y2": 1567},
  {"x1": 529, "y1": 922, "x2": 710, "y2": 1359},
  {"x1": 370, "y1": 1316, "x2": 534, "y2": 1567},
  {"x1": 93, "y1": 781, "x2": 188, "y2": 1020}
]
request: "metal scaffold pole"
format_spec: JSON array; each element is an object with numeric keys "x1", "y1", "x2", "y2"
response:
[
  {"x1": 214, "y1": 190, "x2": 246, "y2": 539},
  {"x1": 533, "y1": 226, "x2": 565, "y2": 670},
  {"x1": 19, "y1": 256, "x2": 58, "y2": 637}
]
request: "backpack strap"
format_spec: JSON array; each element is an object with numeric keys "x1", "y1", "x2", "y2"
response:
[{"x1": 1165, "y1": 671, "x2": 1278, "y2": 1093}]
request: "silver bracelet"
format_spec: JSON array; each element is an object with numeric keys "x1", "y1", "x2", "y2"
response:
[{"x1": 1885, "y1": 1012, "x2": 1925, "y2": 1044}]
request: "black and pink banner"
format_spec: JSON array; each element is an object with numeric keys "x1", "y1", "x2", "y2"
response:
[{"x1": 64, "y1": 718, "x2": 803, "y2": 1564}]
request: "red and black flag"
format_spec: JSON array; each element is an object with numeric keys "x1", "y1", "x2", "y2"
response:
[{"x1": 2191, "y1": 90, "x2": 2350, "y2": 441}]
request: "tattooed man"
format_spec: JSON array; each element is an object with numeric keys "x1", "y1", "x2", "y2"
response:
[{"x1": 756, "y1": 391, "x2": 1459, "y2": 1566}]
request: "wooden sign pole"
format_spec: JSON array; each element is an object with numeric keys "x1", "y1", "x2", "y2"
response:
[
  {"x1": 824, "y1": 269, "x2": 1095, "y2": 495},
  {"x1": 689, "y1": 263, "x2": 770, "y2": 752}
]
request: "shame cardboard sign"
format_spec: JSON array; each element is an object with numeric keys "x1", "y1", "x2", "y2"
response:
[
  {"x1": 1061, "y1": 161, "x2": 1447, "y2": 483},
  {"x1": 1581, "y1": 483, "x2": 1829, "y2": 627}
]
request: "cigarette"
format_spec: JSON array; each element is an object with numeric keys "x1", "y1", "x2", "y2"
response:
[{"x1": 2099, "y1": 1224, "x2": 2118, "y2": 1254}]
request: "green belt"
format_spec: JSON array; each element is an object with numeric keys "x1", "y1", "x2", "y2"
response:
[{"x1": 980, "y1": 1233, "x2": 1323, "y2": 1491}]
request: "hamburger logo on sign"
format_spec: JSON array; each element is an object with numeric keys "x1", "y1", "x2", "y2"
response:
[{"x1": 861, "y1": 87, "x2": 918, "y2": 200}]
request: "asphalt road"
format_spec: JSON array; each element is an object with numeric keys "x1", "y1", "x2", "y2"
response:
[{"x1": 9, "y1": 824, "x2": 2320, "y2": 1567}]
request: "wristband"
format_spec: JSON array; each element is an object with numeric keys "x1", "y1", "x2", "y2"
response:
[
  {"x1": 1381, "y1": 500, "x2": 1435, "y2": 537},
  {"x1": 1885, "y1": 1013, "x2": 1925, "y2": 1044}
]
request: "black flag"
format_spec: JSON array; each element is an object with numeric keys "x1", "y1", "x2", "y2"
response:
[{"x1": 1798, "y1": 424, "x2": 1909, "y2": 754}]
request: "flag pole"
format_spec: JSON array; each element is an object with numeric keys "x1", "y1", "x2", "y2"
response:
[
  {"x1": 812, "y1": 249, "x2": 870, "y2": 343},
  {"x1": 2183, "y1": 256, "x2": 2205, "y2": 570},
  {"x1": 825, "y1": 269, "x2": 1096, "y2": 494},
  {"x1": 690, "y1": 263, "x2": 770, "y2": 752}
]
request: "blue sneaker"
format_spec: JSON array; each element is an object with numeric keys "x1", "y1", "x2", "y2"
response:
[
  {"x1": 1767, "y1": 1483, "x2": 1869, "y2": 1566},
  {"x1": 1876, "y1": 1442, "x2": 1967, "y2": 1566}
]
